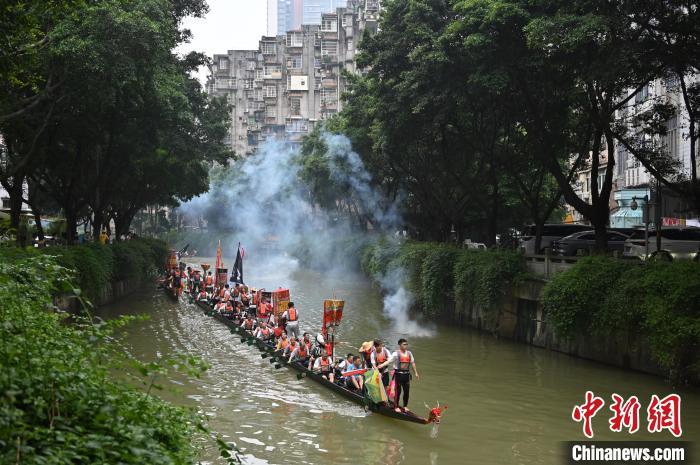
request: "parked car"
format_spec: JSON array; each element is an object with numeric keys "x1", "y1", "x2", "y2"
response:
[
  {"x1": 519, "y1": 224, "x2": 593, "y2": 255},
  {"x1": 623, "y1": 227, "x2": 700, "y2": 261},
  {"x1": 552, "y1": 230, "x2": 629, "y2": 256}
]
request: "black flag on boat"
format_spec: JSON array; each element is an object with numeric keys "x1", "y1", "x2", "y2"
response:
[{"x1": 230, "y1": 243, "x2": 244, "y2": 284}]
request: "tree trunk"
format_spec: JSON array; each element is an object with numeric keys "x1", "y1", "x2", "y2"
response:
[
  {"x1": 32, "y1": 205, "x2": 44, "y2": 243},
  {"x1": 92, "y1": 209, "x2": 104, "y2": 243},
  {"x1": 65, "y1": 208, "x2": 77, "y2": 245},
  {"x1": 534, "y1": 220, "x2": 544, "y2": 255},
  {"x1": 592, "y1": 210, "x2": 608, "y2": 253}
]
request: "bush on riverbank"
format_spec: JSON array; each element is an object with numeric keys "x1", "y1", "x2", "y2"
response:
[
  {"x1": 0, "y1": 254, "x2": 198, "y2": 464},
  {"x1": 361, "y1": 239, "x2": 527, "y2": 318},
  {"x1": 0, "y1": 238, "x2": 168, "y2": 304},
  {"x1": 542, "y1": 257, "x2": 700, "y2": 382}
]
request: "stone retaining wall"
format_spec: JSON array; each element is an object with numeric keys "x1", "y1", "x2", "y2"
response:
[
  {"x1": 54, "y1": 278, "x2": 143, "y2": 312},
  {"x1": 442, "y1": 278, "x2": 667, "y2": 379}
]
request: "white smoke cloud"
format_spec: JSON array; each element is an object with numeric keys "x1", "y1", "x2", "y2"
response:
[
  {"x1": 378, "y1": 268, "x2": 436, "y2": 337},
  {"x1": 178, "y1": 132, "x2": 431, "y2": 336}
]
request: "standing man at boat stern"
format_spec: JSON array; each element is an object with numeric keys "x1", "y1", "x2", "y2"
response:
[
  {"x1": 380, "y1": 338, "x2": 419, "y2": 412},
  {"x1": 281, "y1": 302, "x2": 300, "y2": 340}
]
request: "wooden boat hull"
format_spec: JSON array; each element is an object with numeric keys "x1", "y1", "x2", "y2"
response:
[{"x1": 193, "y1": 299, "x2": 429, "y2": 424}]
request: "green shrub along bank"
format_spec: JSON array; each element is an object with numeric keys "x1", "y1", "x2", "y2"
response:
[
  {"x1": 0, "y1": 246, "x2": 240, "y2": 464},
  {"x1": 0, "y1": 255, "x2": 191, "y2": 464},
  {"x1": 542, "y1": 256, "x2": 700, "y2": 383},
  {"x1": 361, "y1": 238, "x2": 527, "y2": 318},
  {"x1": 0, "y1": 238, "x2": 168, "y2": 304}
]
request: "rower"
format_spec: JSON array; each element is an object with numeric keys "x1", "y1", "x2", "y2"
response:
[
  {"x1": 379, "y1": 338, "x2": 420, "y2": 412},
  {"x1": 192, "y1": 270, "x2": 201, "y2": 294},
  {"x1": 222, "y1": 284, "x2": 231, "y2": 302},
  {"x1": 255, "y1": 322, "x2": 273, "y2": 341},
  {"x1": 196, "y1": 288, "x2": 207, "y2": 302},
  {"x1": 213, "y1": 300, "x2": 226, "y2": 313},
  {"x1": 335, "y1": 353, "x2": 354, "y2": 379},
  {"x1": 224, "y1": 300, "x2": 234, "y2": 316},
  {"x1": 204, "y1": 271, "x2": 214, "y2": 294},
  {"x1": 288, "y1": 338, "x2": 309, "y2": 364},
  {"x1": 240, "y1": 288, "x2": 250, "y2": 307},
  {"x1": 240, "y1": 315, "x2": 256, "y2": 332},
  {"x1": 371, "y1": 339, "x2": 391, "y2": 387},
  {"x1": 342, "y1": 356, "x2": 364, "y2": 391},
  {"x1": 281, "y1": 302, "x2": 300, "y2": 340},
  {"x1": 276, "y1": 333, "x2": 289, "y2": 352},
  {"x1": 185, "y1": 266, "x2": 193, "y2": 292},
  {"x1": 359, "y1": 341, "x2": 374, "y2": 368},
  {"x1": 284, "y1": 337, "x2": 297, "y2": 357},
  {"x1": 307, "y1": 334, "x2": 326, "y2": 370},
  {"x1": 313, "y1": 351, "x2": 335, "y2": 382}
]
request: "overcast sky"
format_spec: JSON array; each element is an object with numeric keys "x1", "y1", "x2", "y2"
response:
[{"x1": 177, "y1": 0, "x2": 268, "y2": 84}]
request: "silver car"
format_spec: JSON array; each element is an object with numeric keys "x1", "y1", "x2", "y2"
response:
[{"x1": 623, "y1": 227, "x2": 700, "y2": 261}]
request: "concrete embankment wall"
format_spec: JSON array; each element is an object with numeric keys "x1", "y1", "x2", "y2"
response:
[
  {"x1": 442, "y1": 278, "x2": 666, "y2": 378},
  {"x1": 54, "y1": 278, "x2": 143, "y2": 312}
]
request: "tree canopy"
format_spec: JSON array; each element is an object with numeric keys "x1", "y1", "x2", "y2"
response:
[{"x1": 0, "y1": 0, "x2": 233, "y2": 244}]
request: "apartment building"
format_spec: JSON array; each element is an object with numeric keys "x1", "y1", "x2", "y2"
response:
[
  {"x1": 208, "y1": 0, "x2": 380, "y2": 156},
  {"x1": 565, "y1": 76, "x2": 700, "y2": 227}
]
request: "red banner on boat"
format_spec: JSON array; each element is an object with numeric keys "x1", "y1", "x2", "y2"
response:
[
  {"x1": 214, "y1": 240, "x2": 223, "y2": 286},
  {"x1": 216, "y1": 268, "x2": 228, "y2": 285},
  {"x1": 322, "y1": 299, "x2": 344, "y2": 340},
  {"x1": 272, "y1": 288, "x2": 290, "y2": 319}
]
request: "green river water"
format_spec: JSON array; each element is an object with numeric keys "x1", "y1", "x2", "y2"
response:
[{"x1": 96, "y1": 257, "x2": 699, "y2": 465}]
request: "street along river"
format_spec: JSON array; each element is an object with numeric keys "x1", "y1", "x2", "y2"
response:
[{"x1": 96, "y1": 257, "x2": 700, "y2": 465}]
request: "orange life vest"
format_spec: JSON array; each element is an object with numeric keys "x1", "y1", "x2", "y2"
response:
[
  {"x1": 375, "y1": 348, "x2": 388, "y2": 365},
  {"x1": 398, "y1": 351, "x2": 412, "y2": 371},
  {"x1": 244, "y1": 319, "x2": 254, "y2": 330},
  {"x1": 260, "y1": 327, "x2": 270, "y2": 337},
  {"x1": 297, "y1": 344, "x2": 308, "y2": 358},
  {"x1": 319, "y1": 357, "x2": 331, "y2": 373},
  {"x1": 278, "y1": 339, "x2": 289, "y2": 350},
  {"x1": 287, "y1": 307, "x2": 298, "y2": 322},
  {"x1": 205, "y1": 276, "x2": 213, "y2": 285}
]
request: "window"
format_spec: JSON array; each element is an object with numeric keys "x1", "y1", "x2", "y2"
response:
[
  {"x1": 321, "y1": 40, "x2": 338, "y2": 56},
  {"x1": 321, "y1": 17, "x2": 337, "y2": 32},
  {"x1": 285, "y1": 118, "x2": 309, "y2": 133},
  {"x1": 246, "y1": 60, "x2": 256, "y2": 71},
  {"x1": 286, "y1": 32, "x2": 303, "y2": 48},
  {"x1": 264, "y1": 85, "x2": 277, "y2": 98},
  {"x1": 255, "y1": 69, "x2": 263, "y2": 80},
  {"x1": 264, "y1": 64, "x2": 281, "y2": 78},
  {"x1": 1, "y1": 197, "x2": 10, "y2": 209},
  {"x1": 266, "y1": 106, "x2": 277, "y2": 118},
  {"x1": 215, "y1": 77, "x2": 236, "y2": 89},
  {"x1": 261, "y1": 41, "x2": 276, "y2": 55},
  {"x1": 314, "y1": 58, "x2": 321, "y2": 68},
  {"x1": 218, "y1": 58, "x2": 229, "y2": 69},
  {"x1": 320, "y1": 88, "x2": 337, "y2": 105},
  {"x1": 634, "y1": 84, "x2": 650, "y2": 103},
  {"x1": 287, "y1": 55, "x2": 303, "y2": 69},
  {"x1": 342, "y1": 14, "x2": 352, "y2": 27},
  {"x1": 315, "y1": 77, "x2": 321, "y2": 89},
  {"x1": 290, "y1": 97, "x2": 301, "y2": 116},
  {"x1": 347, "y1": 39, "x2": 354, "y2": 52},
  {"x1": 244, "y1": 78, "x2": 254, "y2": 89}
]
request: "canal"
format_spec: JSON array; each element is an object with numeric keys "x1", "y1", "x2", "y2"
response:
[{"x1": 96, "y1": 256, "x2": 699, "y2": 465}]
